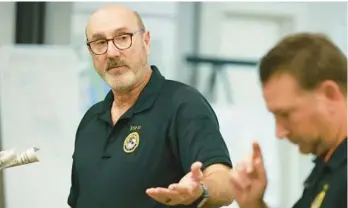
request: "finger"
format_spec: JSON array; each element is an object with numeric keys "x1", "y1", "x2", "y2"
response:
[
  {"x1": 252, "y1": 142, "x2": 263, "y2": 161},
  {"x1": 169, "y1": 183, "x2": 191, "y2": 195},
  {"x1": 243, "y1": 154, "x2": 254, "y2": 173},
  {"x1": 229, "y1": 174, "x2": 244, "y2": 200},
  {"x1": 146, "y1": 187, "x2": 176, "y2": 196},
  {"x1": 229, "y1": 171, "x2": 247, "y2": 192},
  {"x1": 254, "y1": 157, "x2": 266, "y2": 179},
  {"x1": 190, "y1": 161, "x2": 203, "y2": 181},
  {"x1": 252, "y1": 142, "x2": 266, "y2": 177},
  {"x1": 234, "y1": 163, "x2": 252, "y2": 188},
  {"x1": 146, "y1": 187, "x2": 181, "y2": 204}
]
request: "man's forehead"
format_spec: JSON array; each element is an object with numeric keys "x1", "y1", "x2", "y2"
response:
[
  {"x1": 263, "y1": 73, "x2": 300, "y2": 111},
  {"x1": 264, "y1": 73, "x2": 300, "y2": 93},
  {"x1": 86, "y1": 6, "x2": 138, "y2": 38}
]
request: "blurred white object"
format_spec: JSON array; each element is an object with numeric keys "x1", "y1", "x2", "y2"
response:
[
  {"x1": 3, "y1": 146, "x2": 40, "y2": 169},
  {"x1": 0, "y1": 149, "x2": 16, "y2": 168}
]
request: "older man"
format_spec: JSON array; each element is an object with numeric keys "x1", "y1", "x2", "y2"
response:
[
  {"x1": 229, "y1": 33, "x2": 347, "y2": 208},
  {"x1": 68, "y1": 5, "x2": 234, "y2": 208}
]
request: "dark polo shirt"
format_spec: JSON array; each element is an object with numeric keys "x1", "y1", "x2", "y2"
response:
[
  {"x1": 293, "y1": 138, "x2": 347, "y2": 208},
  {"x1": 67, "y1": 66, "x2": 232, "y2": 208}
]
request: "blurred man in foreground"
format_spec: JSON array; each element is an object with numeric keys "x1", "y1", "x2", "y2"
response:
[
  {"x1": 68, "y1": 4, "x2": 234, "y2": 208},
  {"x1": 230, "y1": 33, "x2": 347, "y2": 208}
]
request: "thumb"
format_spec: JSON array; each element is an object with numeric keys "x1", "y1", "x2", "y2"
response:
[
  {"x1": 190, "y1": 161, "x2": 203, "y2": 181},
  {"x1": 252, "y1": 142, "x2": 263, "y2": 161},
  {"x1": 252, "y1": 142, "x2": 266, "y2": 177}
]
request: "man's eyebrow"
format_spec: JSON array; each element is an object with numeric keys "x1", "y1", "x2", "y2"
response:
[
  {"x1": 90, "y1": 27, "x2": 130, "y2": 40},
  {"x1": 91, "y1": 33, "x2": 105, "y2": 40}
]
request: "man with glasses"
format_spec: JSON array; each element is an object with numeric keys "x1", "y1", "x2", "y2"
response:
[{"x1": 68, "y1": 4, "x2": 235, "y2": 208}]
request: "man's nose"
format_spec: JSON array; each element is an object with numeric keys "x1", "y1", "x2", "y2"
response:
[
  {"x1": 106, "y1": 41, "x2": 121, "y2": 58},
  {"x1": 276, "y1": 123, "x2": 289, "y2": 140}
]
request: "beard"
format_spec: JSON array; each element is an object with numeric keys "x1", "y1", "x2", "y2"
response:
[
  {"x1": 102, "y1": 54, "x2": 148, "y2": 92},
  {"x1": 291, "y1": 135, "x2": 322, "y2": 155},
  {"x1": 105, "y1": 69, "x2": 137, "y2": 91}
]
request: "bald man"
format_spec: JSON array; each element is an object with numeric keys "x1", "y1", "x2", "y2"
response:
[{"x1": 68, "y1": 5, "x2": 234, "y2": 208}]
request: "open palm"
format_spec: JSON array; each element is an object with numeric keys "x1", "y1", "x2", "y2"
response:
[{"x1": 146, "y1": 162, "x2": 204, "y2": 206}]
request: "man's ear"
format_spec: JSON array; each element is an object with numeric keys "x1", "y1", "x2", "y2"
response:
[
  {"x1": 85, "y1": 26, "x2": 93, "y2": 56},
  {"x1": 143, "y1": 31, "x2": 151, "y2": 54},
  {"x1": 87, "y1": 45, "x2": 93, "y2": 56},
  {"x1": 317, "y1": 80, "x2": 342, "y2": 102}
]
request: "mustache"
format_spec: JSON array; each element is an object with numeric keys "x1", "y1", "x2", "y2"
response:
[{"x1": 106, "y1": 59, "x2": 127, "y2": 70}]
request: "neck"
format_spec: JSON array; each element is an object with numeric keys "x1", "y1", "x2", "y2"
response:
[
  {"x1": 332, "y1": 103, "x2": 347, "y2": 145},
  {"x1": 322, "y1": 103, "x2": 347, "y2": 161},
  {"x1": 112, "y1": 67, "x2": 152, "y2": 110}
]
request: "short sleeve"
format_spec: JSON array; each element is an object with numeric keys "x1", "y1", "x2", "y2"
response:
[
  {"x1": 67, "y1": 161, "x2": 78, "y2": 207},
  {"x1": 170, "y1": 87, "x2": 233, "y2": 173}
]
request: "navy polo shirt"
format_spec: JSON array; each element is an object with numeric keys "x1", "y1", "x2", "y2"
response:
[
  {"x1": 293, "y1": 138, "x2": 347, "y2": 208},
  {"x1": 67, "y1": 66, "x2": 233, "y2": 208}
]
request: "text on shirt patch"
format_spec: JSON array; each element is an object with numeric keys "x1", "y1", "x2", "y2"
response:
[{"x1": 130, "y1": 125, "x2": 141, "y2": 131}]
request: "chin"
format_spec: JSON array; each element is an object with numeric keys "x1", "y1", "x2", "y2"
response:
[
  {"x1": 110, "y1": 80, "x2": 136, "y2": 91},
  {"x1": 113, "y1": 85, "x2": 133, "y2": 92},
  {"x1": 106, "y1": 73, "x2": 136, "y2": 90},
  {"x1": 298, "y1": 145, "x2": 313, "y2": 155}
]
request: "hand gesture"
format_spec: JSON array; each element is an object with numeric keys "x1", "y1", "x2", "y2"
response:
[
  {"x1": 229, "y1": 142, "x2": 267, "y2": 208},
  {"x1": 146, "y1": 161, "x2": 204, "y2": 206}
]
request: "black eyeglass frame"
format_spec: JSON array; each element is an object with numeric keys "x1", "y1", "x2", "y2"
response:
[{"x1": 86, "y1": 29, "x2": 144, "y2": 55}]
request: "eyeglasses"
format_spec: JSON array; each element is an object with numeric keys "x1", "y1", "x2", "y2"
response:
[{"x1": 86, "y1": 29, "x2": 143, "y2": 55}]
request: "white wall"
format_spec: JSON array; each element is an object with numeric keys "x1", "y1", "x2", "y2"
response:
[
  {"x1": 304, "y1": 2, "x2": 347, "y2": 54},
  {"x1": 0, "y1": 45, "x2": 80, "y2": 208},
  {"x1": 44, "y1": 2, "x2": 73, "y2": 45},
  {"x1": 0, "y1": 2, "x2": 74, "y2": 46},
  {"x1": 0, "y1": 2, "x2": 16, "y2": 45}
]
